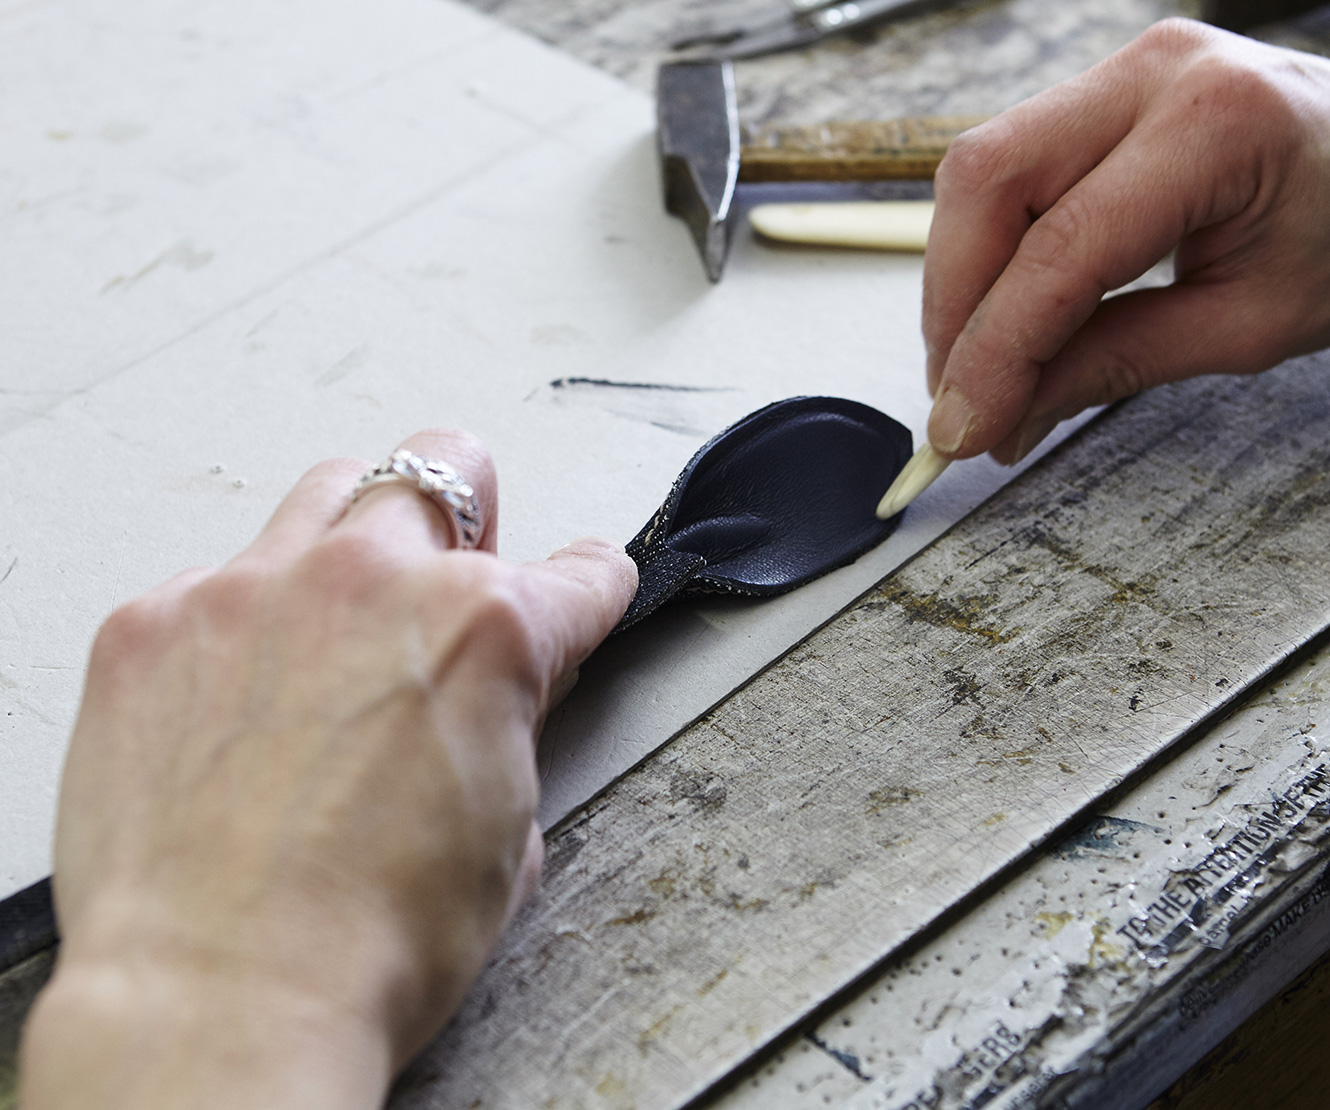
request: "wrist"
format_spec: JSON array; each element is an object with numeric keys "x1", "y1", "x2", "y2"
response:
[{"x1": 20, "y1": 949, "x2": 393, "y2": 1110}]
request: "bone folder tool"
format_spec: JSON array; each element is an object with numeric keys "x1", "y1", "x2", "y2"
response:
[{"x1": 876, "y1": 442, "x2": 951, "y2": 518}]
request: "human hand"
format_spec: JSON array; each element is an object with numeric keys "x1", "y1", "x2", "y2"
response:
[
  {"x1": 923, "y1": 18, "x2": 1330, "y2": 464},
  {"x1": 20, "y1": 429, "x2": 636, "y2": 1110}
]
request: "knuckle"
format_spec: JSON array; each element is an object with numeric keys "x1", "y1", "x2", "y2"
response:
[
  {"x1": 1167, "y1": 58, "x2": 1309, "y2": 195},
  {"x1": 1125, "y1": 21, "x2": 1309, "y2": 138},
  {"x1": 186, "y1": 563, "x2": 268, "y2": 627},
  {"x1": 303, "y1": 455, "x2": 370, "y2": 486},
  {"x1": 1019, "y1": 197, "x2": 1099, "y2": 298},
  {"x1": 93, "y1": 598, "x2": 167, "y2": 667},
  {"x1": 427, "y1": 426, "x2": 487, "y2": 458},
  {"x1": 1090, "y1": 348, "x2": 1151, "y2": 406},
  {"x1": 1182, "y1": 56, "x2": 1284, "y2": 121},
  {"x1": 1140, "y1": 28, "x2": 1310, "y2": 141},
  {"x1": 297, "y1": 529, "x2": 398, "y2": 605},
  {"x1": 471, "y1": 587, "x2": 539, "y2": 673},
  {"x1": 88, "y1": 567, "x2": 215, "y2": 674},
  {"x1": 935, "y1": 125, "x2": 1013, "y2": 199},
  {"x1": 418, "y1": 428, "x2": 495, "y2": 486},
  {"x1": 451, "y1": 563, "x2": 540, "y2": 678},
  {"x1": 1133, "y1": 17, "x2": 1213, "y2": 59}
]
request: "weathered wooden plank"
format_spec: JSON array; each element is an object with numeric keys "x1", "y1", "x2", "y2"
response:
[
  {"x1": 715, "y1": 630, "x2": 1330, "y2": 1109},
  {"x1": 390, "y1": 352, "x2": 1330, "y2": 1110}
]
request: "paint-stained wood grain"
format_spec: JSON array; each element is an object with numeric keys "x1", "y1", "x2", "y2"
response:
[
  {"x1": 390, "y1": 357, "x2": 1330, "y2": 1110},
  {"x1": 738, "y1": 116, "x2": 985, "y2": 181}
]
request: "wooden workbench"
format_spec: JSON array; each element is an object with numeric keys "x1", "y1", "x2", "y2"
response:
[
  {"x1": 431, "y1": 4, "x2": 1330, "y2": 1105},
  {"x1": 6, "y1": 0, "x2": 1330, "y2": 1107}
]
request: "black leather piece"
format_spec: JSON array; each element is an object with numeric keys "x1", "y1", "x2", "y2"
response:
[{"x1": 617, "y1": 396, "x2": 912, "y2": 631}]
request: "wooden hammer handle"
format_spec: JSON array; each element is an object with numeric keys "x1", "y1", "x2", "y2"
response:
[{"x1": 738, "y1": 115, "x2": 987, "y2": 182}]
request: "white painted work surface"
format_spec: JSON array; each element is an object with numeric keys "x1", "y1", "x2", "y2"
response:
[{"x1": 0, "y1": 0, "x2": 1083, "y2": 900}]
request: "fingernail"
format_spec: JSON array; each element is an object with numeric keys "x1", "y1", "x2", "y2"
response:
[
  {"x1": 928, "y1": 386, "x2": 975, "y2": 455},
  {"x1": 1010, "y1": 413, "x2": 1061, "y2": 465}
]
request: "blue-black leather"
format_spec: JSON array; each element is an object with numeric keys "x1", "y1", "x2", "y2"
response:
[{"x1": 616, "y1": 396, "x2": 912, "y2": 631}]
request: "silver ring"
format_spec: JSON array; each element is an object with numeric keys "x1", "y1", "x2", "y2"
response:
[{"x1": 352, "y1": 448, "x2": 483, "y2": 549}]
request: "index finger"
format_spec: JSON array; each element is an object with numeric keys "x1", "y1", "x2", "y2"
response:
[
  {"x1": 928, "y1": 79, "x2": 1261, "y2": 459},
  {"x1": 923, "y1": 49, "x2": 1155, "y2": 397}
]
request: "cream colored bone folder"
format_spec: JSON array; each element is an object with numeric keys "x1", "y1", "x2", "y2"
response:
[{"x1": 749, "y1": 199, "x2": 934, "y2": 251}]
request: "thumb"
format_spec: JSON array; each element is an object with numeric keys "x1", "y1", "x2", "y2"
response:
[{"x1": 991, "y1": 280, "x2": 1291, "y2": 464}]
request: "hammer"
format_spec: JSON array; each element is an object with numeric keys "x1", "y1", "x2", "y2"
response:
[{"x1": 658, "y1": 60, "x2": 983, "y2": 281}]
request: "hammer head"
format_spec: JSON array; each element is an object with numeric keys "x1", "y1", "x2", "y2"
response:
[{"x1": 657, "y1": 60, "x2": 739, "y2": 283}]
